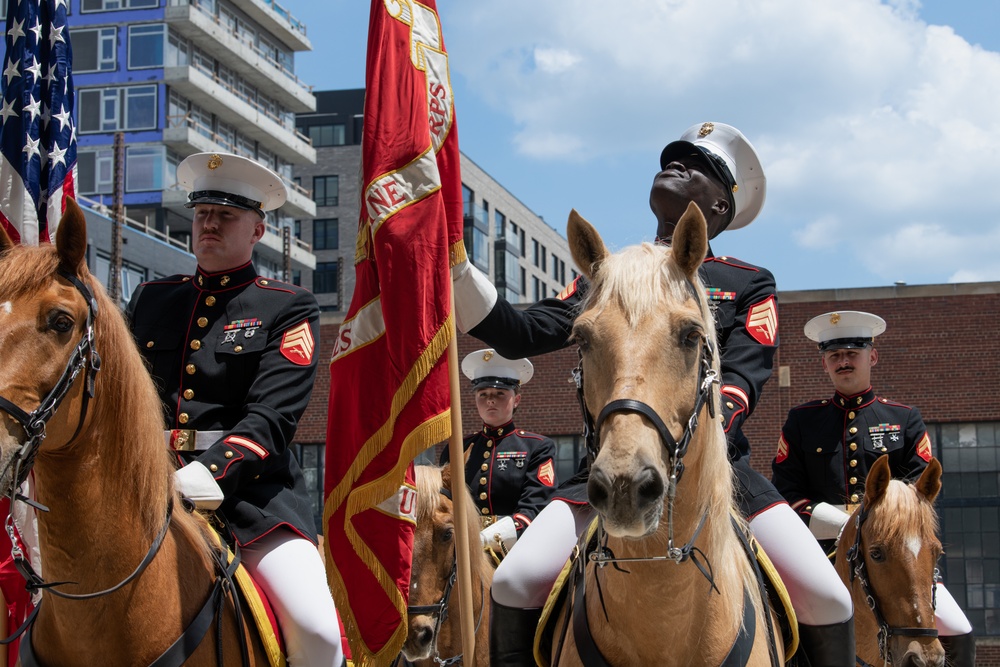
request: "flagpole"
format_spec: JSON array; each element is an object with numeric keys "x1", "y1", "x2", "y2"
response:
[{"x1": 447, "y1": 305, "x2": 478, "y2": 667}]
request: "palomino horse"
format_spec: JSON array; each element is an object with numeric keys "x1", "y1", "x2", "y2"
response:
[
  {"x1": 0, "y1": 201, "x2": 270, "y2": 666},
  {"x1": 835, "y1": 455, "x2": 945, "y2": 667},
  {"x1": 403, "y1": 464, "x2": 492, "y2": 666},
  {"x1": 553, "y1": 203, "x2": 782, "y2": 666}
]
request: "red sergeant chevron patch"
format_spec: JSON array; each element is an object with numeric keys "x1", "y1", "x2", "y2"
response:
[
  {"x1": 746, "y1": 296, "x2": 778, "y2": 346},
  {"x1": 280, "y1": 321, "x2": 315, "y2": 365},
  {"x1": 775, "y1": 436, "x2": 789, "y2": 464}
]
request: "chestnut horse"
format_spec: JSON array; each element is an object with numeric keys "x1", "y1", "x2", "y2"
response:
[
  {"x1": 553, "y1": 203, "x2": 783, "y2": 666},
  {"x1": 835, "y1": 455, "x2": 945, "y2": 667},
  {"x1": 402, "y1": 464, "x2": 492, "y2": 666},
  {"x1": 0, "y1": 201, "x2": 270, "y2": 666}
]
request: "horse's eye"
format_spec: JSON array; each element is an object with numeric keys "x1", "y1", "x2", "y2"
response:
[
  {"x1": 48, "y1": 312, "x2": 74, "y2": 333},
  {"x1": 681, "y1": 327, "x2": 702, "y2": 349},
  {"x1": 869, "y1": 546, "x2": 885, "y2": 562},
  {"x1": 441, "y1": 528, "x2": 454, "y2": 544},
  {"x1": 571, "y1": 332, "x2": 589, "y2": 352}
]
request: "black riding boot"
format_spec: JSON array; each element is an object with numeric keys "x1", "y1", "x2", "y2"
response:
[
  {"x1": 940, "y1": 632, "x2": 976, "y2": 667},
  {"x1": 796, "y1": 618, "x2": 855, "y2": 667},
  {"x1": 490, "y1": 599, "x2": 542, "y2": 667}
]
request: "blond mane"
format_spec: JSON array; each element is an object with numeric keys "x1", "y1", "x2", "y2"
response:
[{"x1": 868, "y1": 479, "x2": 939, "y2": 544}]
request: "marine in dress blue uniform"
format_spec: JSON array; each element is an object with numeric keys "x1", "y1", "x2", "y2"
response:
[
  {"x1": 771, "y1": 311, "x2": 975, "y2": 666},
  {"x1": 440, "y1": 349, "x2": 557, "y2": 555},
  {"x1": 456, "y1": 124, "x2": 857, "y2": 667},
  {"x1": 127, "y1": 152, "x2": 342, "y2": 666}
]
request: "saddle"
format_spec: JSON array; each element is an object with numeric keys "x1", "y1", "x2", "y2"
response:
[
  {"x1": 533, "y1": 515, "x2": 800, "y2": 667},
  {"x1": 206, "y1": 522, "x2": 287, "y2": 667}
]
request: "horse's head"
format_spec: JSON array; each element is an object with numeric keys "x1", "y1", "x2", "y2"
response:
[
  {"x1": 840, "y1": 455, "x2": 945, "y2": 667},
  {"x1": 404, "y1": 464, "x2": 460, "y2": 662},
  {"x1": 0, "y1": 200, "x2": 100, "y2": 491},
  {"x1": 569, "y1": 203, "x2": 722, "y2": 538}
]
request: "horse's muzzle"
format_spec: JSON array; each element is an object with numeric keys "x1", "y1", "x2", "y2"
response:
[{"x1": 588, "y1": 464, "x2": 665, "y2": 537}]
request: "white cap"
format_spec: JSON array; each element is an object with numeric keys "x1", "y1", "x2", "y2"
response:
[
  {"x1": 461, "y1": 349, "x2": 534, "y2": 391},
  {"x1": 804, "y1": 311, "x2": 887, "y2": 351},
  {"x1": 176, "y1": 152, "x2": 287, "y2": 217},
  {"x1": 659, "y1": 122, "x2": 766, "y2": 231}
]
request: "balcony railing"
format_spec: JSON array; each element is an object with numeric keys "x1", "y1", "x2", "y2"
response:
[{"x1": 77, "y1": 194, "x2": 192, "y2": 253}]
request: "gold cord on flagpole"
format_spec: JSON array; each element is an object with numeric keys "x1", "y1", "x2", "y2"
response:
[{"x1": 447, "y1": 291, "x2": 477, "y2": 667}]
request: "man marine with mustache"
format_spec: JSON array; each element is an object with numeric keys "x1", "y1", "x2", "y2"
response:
[{"x1": 771, "y1": 310, "x2": 975, "y2": 667}]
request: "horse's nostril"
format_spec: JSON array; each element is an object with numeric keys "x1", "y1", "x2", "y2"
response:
[
  {"x1": 416, "y1": 625, "x2": 433, "y2": 647},
  {"x1": 588, "y1": 467, "x2": 611, "y2": 511},
  {"x1": 635, "y1": 466, "x2": 664, "y2": 507}
]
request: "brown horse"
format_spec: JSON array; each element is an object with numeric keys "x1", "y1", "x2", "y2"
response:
[
  {"x1": 835, "y1": 455, "x2": 945, "y2": 667},
  {"x1": 552, "y1": 203, "x2": 783, "y2": 666},
  {"x1": 0, "y1": 201, "x2": 271, "y2": 666},
  {"x1": 402, "y1": 464, "x2": 492, "y2": 666}
]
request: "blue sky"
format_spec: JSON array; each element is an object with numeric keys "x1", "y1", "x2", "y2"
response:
[{"x1": 287, "y1": 1, "x2": 1000, "y2": 291}]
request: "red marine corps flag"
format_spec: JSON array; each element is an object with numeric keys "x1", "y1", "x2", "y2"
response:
[{"x1": 323, "y1": 1, "x2": 464, "y2": 664}]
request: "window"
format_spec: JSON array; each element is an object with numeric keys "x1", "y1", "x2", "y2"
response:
[
  {"x1": 462, "y1": 184, "x2": 474, "y2": 219},
  {"x1": 313, "y1": 219, "x2": 339, "y2": 250},
  {"x1": 934, "y1": 421, "x2": 1000, "y2": 636},
  {"x1": 166, "y1": 31, "x2": 189, "y2": 67},
  {"x1": 125, "y1": 146, "x2": 165, "y2": 192},
  {"x1": 73, "y1": 27, "x2": 116, "y2": 73},
  {"x1": 552, "y1": 254, "x2": 560, "y2": 281},
  {"x1": 540, "y1": 245, "x2": 547, "y2": 272},
  {"x1": 551, "y1": 435, "x2": 585, "y2": 483},
  {"x1": 94, "y1": 253, "x2": 147, "y2": 307},
  {"x1": 307, "y1": 124, "x2": 346, "y2": 147},
  {"x1": 82, "y1": 0, "x2": 158, "y2": 11},
  {"x1": 77, "y1": 148, "x2": 114, "y2": 195},
  {"x1": 78, "y1": 85, "x2": 157, "y2": 133},
  {"x1": 532, "y1": 276, "x2": 541, "y2": 302},
  {"x1": 314, "y1": 261, "x2": 339, "y2": 294},
  {"x1": 313, "y1": 176, "x2": 339, "y2": 207},
  {"x1": 532, "y1": 239, "x2": 540, "y2": 267},
  {"x1": 471, "y1": 227, "x2": 489, "y2": 272},
  {"x1": 520, "y1": 229, "x2": 526, "y2": 258},
  {"x1": 128, "y1": 24, "x2": 166, "y2": 69},
  {"x1": 494, "y1": 210, "x2": 506, "y2": 238},
  {"x1": 520, "y1": 267, "x2": 527, "y2": 297}
]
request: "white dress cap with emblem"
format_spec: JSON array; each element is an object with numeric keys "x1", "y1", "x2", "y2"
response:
[
  {"x1": 659, "y1": 122, "x2": 766, "y2": 231},
  {"x1": 176, "y1": 152, "x2": 287, "y2": 217},
  {"x1": 804, "y1": 311, "x2": 887, "y2": 352},
  {"x1": 461, "y1": 348, "x2": 534, "y2": 391}
]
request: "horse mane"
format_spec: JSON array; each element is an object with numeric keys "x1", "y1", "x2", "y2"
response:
[
  {"x1": 0, "y1": 244, "x2": 210, "y2": 552},
  {"x1": 581, "y1": 240, "x2": 762, "y2": 625},
  {"x1": 414, "y1": 464, "x2": 491, "y2": 579},
  {"x1": 868, "y1": 479, "x2": 939, "y2": 543}
]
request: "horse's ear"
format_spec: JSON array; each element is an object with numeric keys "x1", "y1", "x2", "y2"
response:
[
  {"x1": 55, "y1": 198, "x2": 88, "y2": 273},
  {"x1": 914, "y1": 457, "x2": 942, "y2": 505},
  {"x1": 864, "y1": 454, "x2": 892, "y2": 507},
  {"x1": 0, "y1": 223, "x2": 14, "y2": 253},
  {"x1": 671, "y1": 201, "x2": 708, "y2": 280},
  {"x1": 567, "y1": 209, "x2": 608, "y2": 281},
  {"x1": 440, "y1": 463, "x2": 453, "y2": 493}
]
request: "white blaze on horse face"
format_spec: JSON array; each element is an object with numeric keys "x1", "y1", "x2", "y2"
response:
[
  {"x1": 0, "y1": 301, "x2": 11, "y2": 315},
  {"x1": 906, "y1": 534, "x2": 922, "y2": 560}
]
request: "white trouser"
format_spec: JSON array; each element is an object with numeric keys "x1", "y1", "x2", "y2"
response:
[
  {"x1": 934, "y1": 582, "x2": 973, "y2": 636},
  {"x1": 241, "y1": 530, "x2": 344, "y2": 667},
  {"x1": 493, "y1": 499, "x2": 854, "y2": 627},
  {"x1": 749, "y1": 503, "x2": 853, "y2": 626},
  {"x1": 492, "y1": 500, "x2": 592, "y2": 608}
]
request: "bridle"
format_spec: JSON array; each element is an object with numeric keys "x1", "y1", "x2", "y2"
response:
[
  {"x1": 0, "y1": 269, "x2": 102, "y2": 497},
  {"x1": 403, "y1": 487, "x2": 486, "y2": 667},
  {"x1": 573, "y1": 326, "x2": 719, "y2": 569},
  {"x1": 846, "y1": 500, "x2": 940, "y2": 666}
]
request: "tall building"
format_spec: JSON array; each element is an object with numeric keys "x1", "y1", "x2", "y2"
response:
[
  {"x1": 293, "y1": 88, "x2": 578, "y2": 313},
  {"x1": 69, "y1": 0, "x2": 317, "y2": 298}
]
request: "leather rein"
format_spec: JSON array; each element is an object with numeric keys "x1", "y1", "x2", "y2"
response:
[
  {"x1": 847, "y1": 500, "x2": 940, "y2": 666},
  {"x1": 0, "y1": 270, "x2": 249, "y2": 667}
]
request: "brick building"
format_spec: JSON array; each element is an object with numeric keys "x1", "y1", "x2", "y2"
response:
[{"x1": 301, "y1": 280, "x2": 1000, "y2": 657}]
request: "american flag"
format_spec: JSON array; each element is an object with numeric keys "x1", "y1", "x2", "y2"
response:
[{"x1": 0, "y1": 0, "x2": 77, "y2": 246}]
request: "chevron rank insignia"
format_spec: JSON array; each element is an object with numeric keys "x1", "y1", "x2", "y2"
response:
[
  {"x1": 280, "y1": 321, "x2": 315, "y2": 365},
  {"x1": 746, "y1": 296, "x2": 778, "y2": 346}
]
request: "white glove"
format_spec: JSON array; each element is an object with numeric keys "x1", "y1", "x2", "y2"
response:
[
  {"x1": 480, "y1": 515, "x2": 518, "y2": 554},
  {"x1": 809, "y1": 502, "x2": 851, "y2": 541},
  {"x1": 174, "y1": 461, "x2": 225, "y2": 510},
  {"x1": 451, "y1": 258, "x2": 498, "y2": 333}
]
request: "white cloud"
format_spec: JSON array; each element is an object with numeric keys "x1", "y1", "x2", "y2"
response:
[{"x1": 442, "y1": 0, "x2": 1000, "y2": 287}]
